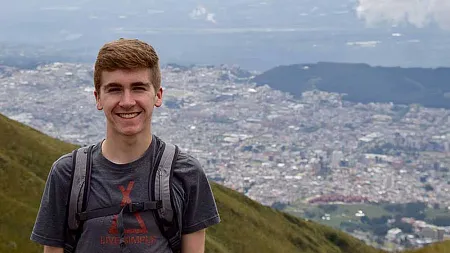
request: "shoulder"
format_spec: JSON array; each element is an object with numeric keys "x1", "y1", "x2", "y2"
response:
[
  {"x1": 173, "y1": 148, "x2": 204, "y2": 178},
  {"x1": 154, "y1": 136, "x2": 204, "y2": 176},
  {"x1": 48, "y1": 151, "x2": 74, "y2": 181},
  {"x1": 169, "y1": 146, "x2": 221, "y2": 232},
  {"x1": 171, "y1": 147, "x2": 213, "y2": 198},
  {"x1": 47, "y1": 143, "x2": 95, "y2": 182},
  {"x1": 154, "y1": 136, "x2": 207, "y2": 188}
]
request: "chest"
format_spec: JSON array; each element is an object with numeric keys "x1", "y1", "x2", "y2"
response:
[
  {"x1": 75, "y1": 169, "x2": 172, "y2": 252},
  {"x1": 87, "y1": 167, "x2": 151, "y2": 208}
]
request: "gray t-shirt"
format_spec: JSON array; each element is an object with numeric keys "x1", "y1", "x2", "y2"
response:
[{"x1": 31, "y1": 135, "x2": 220, "y2": 252}]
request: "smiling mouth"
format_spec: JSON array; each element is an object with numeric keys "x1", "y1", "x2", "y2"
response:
[{"x1": 117, "y1": 112, "x2": 141, "y2": 119}]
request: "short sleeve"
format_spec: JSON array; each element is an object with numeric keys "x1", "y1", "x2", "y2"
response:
[
  {"x1": 30, "y1": 154, "x2": 73, "y2": 247},
  {"x1": 173, "y1": 152, "x2": 221, "y2": 234}
]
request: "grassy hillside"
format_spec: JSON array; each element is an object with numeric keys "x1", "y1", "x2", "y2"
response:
[
  {"x1": 405, "y1": 241, "x2": 450, "y2": 253},
  {"x1": 251, "y1": 62, "x2": 450, "y2": 109},
  {"x1": 0, "y1": 114, "x2": 77, "y2": 252},
  {"x1": 1, "y1": 113, "x2": 384, "y2": 253},
  {"x1": 208, "y1": 183, "x2": 384, "y2": 253}
]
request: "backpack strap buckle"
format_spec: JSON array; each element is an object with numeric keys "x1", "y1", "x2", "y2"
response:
[
  {"x1": 155, "y1": 200, "x2": 163, "y2": 209},
  {"x1": 128, "y1": 202, "x2": 142, "y2": 213},
  {"x1": 128, "y1": 201, "x2": 162, "y2": 212}
]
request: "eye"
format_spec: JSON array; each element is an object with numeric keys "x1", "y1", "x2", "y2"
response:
[{"x1": 134, "y1": 87, "x2": 147, "y2": 91}]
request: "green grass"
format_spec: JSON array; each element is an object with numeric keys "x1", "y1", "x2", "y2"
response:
[
  {"x1": 287, "y1": 202, "x2": 450, "y2": 231},
  {"x1": 425, "y1": 208, "x2": 450, "y2": 220},
  {"x1": 0, "y1": 114, "x2": 77, "y2": 253},
  {"x1": 207, "y1": 183, "x2": 384, "y2": 253},
  {"x1": 286, "y1": 203, "x2": 390, "y2": 230},
  {"x1": 338, "y1": 204, "x2": 389, "y2": 218},
  {"x1": 404, "y1": 241, "x2": 450, "y2": 253}
]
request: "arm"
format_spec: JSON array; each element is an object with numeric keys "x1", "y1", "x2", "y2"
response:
[
  {"x1": 31, "y1": 155, "x2": 73, "y2": 249},
  {"x1": 174, "y1": 153, "x2": 220, "y2": 252},
  {"x1": 44, "y1": 246, "x2": 64, "y2": 253},
  {"x1": 181, "y1": 229, "x2": 206, "y2": 253}
]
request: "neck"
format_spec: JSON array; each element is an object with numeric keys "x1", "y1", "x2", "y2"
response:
[{"x1": 102, "y1": 132, "x2": 153, "y2": 164}]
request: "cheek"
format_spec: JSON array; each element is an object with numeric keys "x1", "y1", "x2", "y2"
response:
[
  {"x1": 137, "y1": 95, "x2": 155, "y2": 106},
  {"x1": 100, "y1": 96, "x2": 118, "y2": 108}
]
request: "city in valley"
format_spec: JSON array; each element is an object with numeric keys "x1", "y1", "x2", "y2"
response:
[{"x1": 1, "y1": 61, "x2": 450, "y2": 251}]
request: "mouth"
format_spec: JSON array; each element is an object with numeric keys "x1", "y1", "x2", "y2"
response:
[{"x1": 116, "y1": 112, "x2": 142, "y2": 119}]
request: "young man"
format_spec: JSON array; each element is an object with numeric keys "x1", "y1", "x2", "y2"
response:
[{"x1": 30, "y1": 38, "x2": 220, "y2": 253}]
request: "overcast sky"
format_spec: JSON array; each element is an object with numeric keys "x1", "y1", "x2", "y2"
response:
[
  {"x1": 1, "y1": 0, "x2": 450, "y2": 69},
  {"x1": 1, "y1": 0, "x2": 449, "y2": 31},
  {"x1": 356, "y1": 0, "x2": 450, "y2": 30}
]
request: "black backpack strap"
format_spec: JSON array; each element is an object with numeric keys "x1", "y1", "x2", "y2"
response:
[
  {"x1": 64, "y1": 144, "x2": 95, "y2": 253},
  {"x1": 154, "y1": 142, "x2": 182, "y2": 252},
  {"x1": 77, "y1": 200, "x2": 163, "y2": 253},
  {"x1": 64, "y1": 141, "x2": 182, "y2": 253},
  {"x1": 76, "y1": 201, "x2": 162, "y2": 221}
]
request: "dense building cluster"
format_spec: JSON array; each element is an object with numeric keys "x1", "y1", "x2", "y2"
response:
[{"x1": 1, "y1": 62, "x2": 450, "y2": 208}]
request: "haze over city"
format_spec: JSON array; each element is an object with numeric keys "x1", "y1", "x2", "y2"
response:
[
  {"x1": 2, "y1": 0, "x2": 450, "y2": 252},
  {"x1": 1, "y1": 0, "x2": 450, "y2": 70}
]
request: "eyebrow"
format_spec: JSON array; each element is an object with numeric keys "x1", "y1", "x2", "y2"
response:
[
  {"x1": 131, "y1": 82, "x2": 151, "y2": 88},
  {"x1": 103, "y1": 82, "x2": 151, "y2": 90},
  {"x1": 103, "y1": 83, "x2": 121, "y2": 90}
]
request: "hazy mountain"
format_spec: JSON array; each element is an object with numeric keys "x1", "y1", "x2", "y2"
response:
[{"x1": 252, "y1": 62, "x2": 450, "y2": 108}]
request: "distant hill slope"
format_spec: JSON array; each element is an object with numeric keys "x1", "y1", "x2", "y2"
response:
[
  {"x1": 405, "y1": 241, "x2": 450, "y2": 253},
  {"x1": 0, "y1": 114, "x2": 77, "y2": 252},
  {"x1": 0, "y1": 113, "x2": 383, "y2": 253},
  {"x1": 251, "y1": 62, "x2": 450, "y2": 109}
]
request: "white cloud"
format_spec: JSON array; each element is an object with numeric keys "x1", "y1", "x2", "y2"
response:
[
  {"x1": 189, "y1": 6, "x2": 207, "y2": 19},
  {"x1": 206, "y1": 13, "x2": 216, "y2": 24},
  {"x1": 189, "y1": 5, "x2": 217, "y2": 24},
  {"x1": 40, "y1": 6, "x2": 80, "y2": 11},
  {"x1": 346, "y1": 40, "x2": 381, "y2": 47},
  {"x1": 355, "y1": 0, "x2": 450, "y2": 30}
]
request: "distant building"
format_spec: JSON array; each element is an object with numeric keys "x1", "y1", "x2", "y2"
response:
[
  {"x1": 355, "y1": 210, "x2": 365, "y2": 217},
  {"x1": 438, "y1": 228, "x2": 445, "y2": 241},
  {"x1": 331, "y1": 150, "x2": 343, "y2": 169},
  {"x1": 420, "y1": 226, "x2": 442, "y2": 241},
  {"x1": 386, "y1": 228, "x2": 403, "y2": 242}
]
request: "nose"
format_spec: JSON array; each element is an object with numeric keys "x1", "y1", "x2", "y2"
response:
[{"x1": 119, "y1": 89, "x2": 136, "y2": 108}]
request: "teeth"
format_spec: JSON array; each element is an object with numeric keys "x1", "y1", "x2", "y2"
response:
[{"x1": 118, "y1": 113, "x2": 139, "y2": 119}]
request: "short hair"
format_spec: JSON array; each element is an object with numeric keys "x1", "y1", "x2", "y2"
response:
[{"x1": 94, "y1": 38, "x2": 161, "y2": 94}]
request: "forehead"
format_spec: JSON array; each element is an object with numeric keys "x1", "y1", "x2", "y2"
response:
[{"x1": 100, "y1": 68, "x2": 152, "y2": 88}]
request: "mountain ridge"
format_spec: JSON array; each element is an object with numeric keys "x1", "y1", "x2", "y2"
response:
[{"x1": 251, "y1": 62, "x2": 450, "y2": 109}]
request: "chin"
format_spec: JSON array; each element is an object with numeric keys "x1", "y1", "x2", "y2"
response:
[
  {"x1": 109, "y1": 123, "x2": 149, "y2": 137},
  {"x1": 116, "y1": 127, "x2": 144, "y2": 137},
  {"x1": 121, "y1": 130, "x2": 142, "y2": 136}
]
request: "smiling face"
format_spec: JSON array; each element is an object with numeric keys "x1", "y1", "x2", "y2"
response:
[{"x1": 94, "y1": 68, "x2": 163, "y2": 138}]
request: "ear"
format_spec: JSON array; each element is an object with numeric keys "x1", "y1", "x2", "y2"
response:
[
  {"x1": 154, "y1": 87, "x2": 163, "y2": 107},
  {"x1": 94, "y1": 90, "x2": 103, "y2": 110}
]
